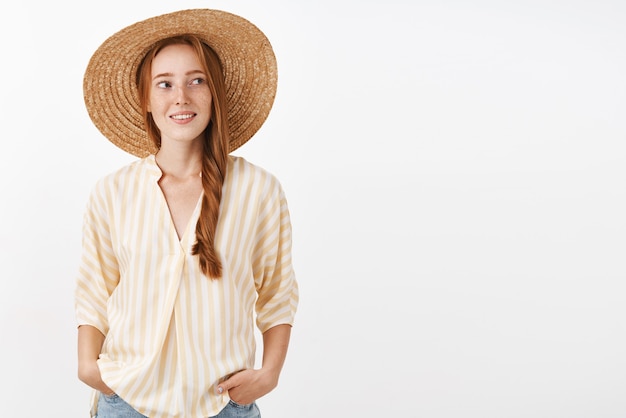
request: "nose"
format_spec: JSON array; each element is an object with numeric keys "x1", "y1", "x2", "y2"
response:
[{"x1": 175, "y1": 86, "x2": 189, "y2": 105}]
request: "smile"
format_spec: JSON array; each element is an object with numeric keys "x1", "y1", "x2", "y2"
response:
[{"x1": 171, "y1": 113, "x2": 195, "y2": 120}]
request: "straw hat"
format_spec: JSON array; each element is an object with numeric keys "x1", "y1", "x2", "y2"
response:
[{"x1": 83, "y1": 9, "x2": 277, "y2": 157}]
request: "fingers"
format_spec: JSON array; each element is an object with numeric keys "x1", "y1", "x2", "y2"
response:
[
  {"x1": 216, "y1": 373, "x2": 239, "y2": 394},
  {"x1": 216, "y1": 369, "x2": 252, "y2": 397},
  {"x1": 215, "y1": 369, "x2": 274, "y2": 405}
]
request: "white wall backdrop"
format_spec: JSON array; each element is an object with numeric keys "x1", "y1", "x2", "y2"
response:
[{"x1": 1, "y1": 0, "x2": 625, "y2": 417}]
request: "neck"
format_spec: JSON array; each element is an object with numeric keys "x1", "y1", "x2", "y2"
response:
[{"x1": 155, "y1": 142, "x2": 203, "y2": 179}]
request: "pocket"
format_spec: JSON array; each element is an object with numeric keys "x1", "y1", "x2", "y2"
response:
[
  {"x1": 227, "y1": 400, "x2": 261, "y2": 417},
  {"x1": 228, "y1": 399, "x2": 250, "y2": 408},
  {"x1": 101, "y1": 392, "x2": 120, "y2": 403}
]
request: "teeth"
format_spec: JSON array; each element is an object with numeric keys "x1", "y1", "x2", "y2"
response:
[{"x1": 172, "y1": 114, "x2": 194, "y2": 120}]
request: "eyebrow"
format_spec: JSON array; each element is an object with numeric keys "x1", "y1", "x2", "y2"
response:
[{"x1": 152, "y1": 70, "x2": 205, "y2": 80}]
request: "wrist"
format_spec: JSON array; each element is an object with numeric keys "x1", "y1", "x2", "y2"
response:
[{"x1": 259, "y1": 366, "x2": 280, "y2": 388}]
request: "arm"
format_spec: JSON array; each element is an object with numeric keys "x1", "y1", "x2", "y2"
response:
[
  {"x1": 218, "y1": 175, "x2": 298, "y2": 404},
  {"x1": 261, "y1": 323, "x2": 292, "y2": 379},
  {"x1": 217, "y1": 324, "x2": 292, "y2": 404},
  {"x1": 75, "y1": 182, "x2": 120, "y2": 395},
  {"x1": 77, "y1": 324, "x2": 115, "y2": 395}
]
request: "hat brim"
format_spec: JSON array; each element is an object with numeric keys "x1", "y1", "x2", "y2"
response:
[{"x1": 83, "y1": 9, "x2": 277, "y2": 157}]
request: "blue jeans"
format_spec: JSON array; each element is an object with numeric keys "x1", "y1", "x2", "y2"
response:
[{"x1": 96, "y1": 393, "x2": 261, "y2": 418}]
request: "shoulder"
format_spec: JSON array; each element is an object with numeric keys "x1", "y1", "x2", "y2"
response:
[
  {"x1": 91, "y1": 156, "x2": 159, "y2": 197},
  {"x1": 228, "y1": 155, "x2": 283, "y2": 191},
  {"x1": 229, "y1": 155, "x2": 276, "y2": 178}
]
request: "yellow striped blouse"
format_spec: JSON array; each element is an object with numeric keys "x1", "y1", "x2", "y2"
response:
[{"x1": 75, "y1": 155, "x2": 299, "y2": 418}]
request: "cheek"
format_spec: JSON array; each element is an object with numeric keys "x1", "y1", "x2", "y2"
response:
[{"x1": 196, "y1": 91, "x2": 212, "y2": 108}]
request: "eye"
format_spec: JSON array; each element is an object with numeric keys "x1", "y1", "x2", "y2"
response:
[
  {"x1": 190, "y1": 78, "x2": 206, "y2": 86},
  {"x1": 156, "y1": 80, "x2": 172, "y2": 89}
]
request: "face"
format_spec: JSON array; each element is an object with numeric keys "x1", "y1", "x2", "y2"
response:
[{"x1": 148, "y1": 43, "x2": 212, "y2": 147}]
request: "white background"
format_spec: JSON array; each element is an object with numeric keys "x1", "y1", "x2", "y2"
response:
[{"x1": 1, "y1": 0, "x2": 625, "y2": 417}]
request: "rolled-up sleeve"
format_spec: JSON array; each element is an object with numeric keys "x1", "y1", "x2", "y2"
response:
[
  {"x1": 252, "y1": 179, "x2": 299, "y2": 333},
  {"x1": 74, "y1": 179, "x2": 120, "y2": 336}
]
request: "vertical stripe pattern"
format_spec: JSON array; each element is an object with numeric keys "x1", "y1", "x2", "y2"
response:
[{"x1": 75, "y1": 155, "x2": 298, "y2": 418}]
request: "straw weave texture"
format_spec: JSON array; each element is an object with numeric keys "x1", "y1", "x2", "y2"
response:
[{"x1": 83, "y1": 9, "x2": 277, "y2": 157}]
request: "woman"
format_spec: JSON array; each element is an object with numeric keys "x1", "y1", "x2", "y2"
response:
[{"x1": 75, "y1": 9, "x2": 298, "y2": 418}]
